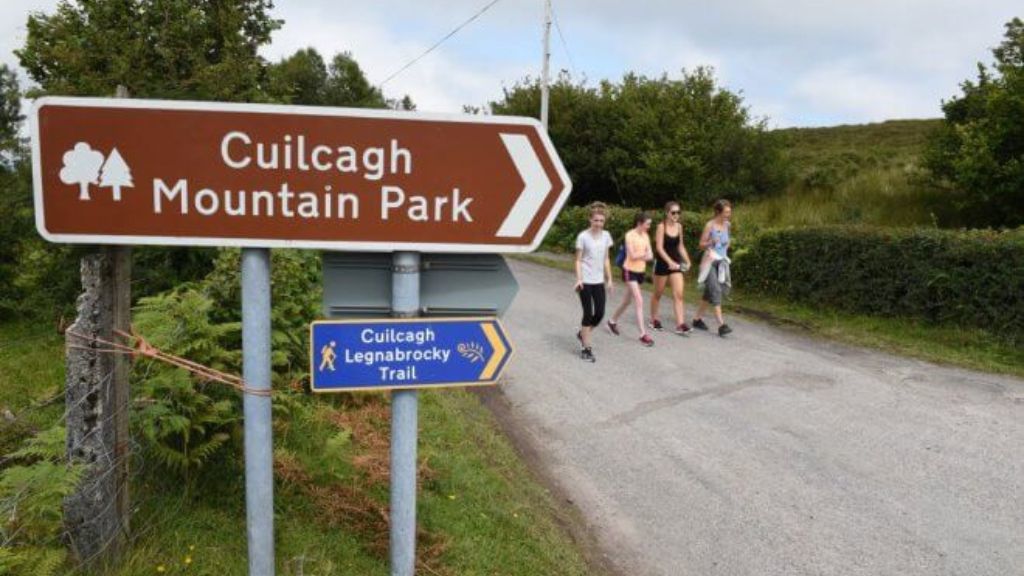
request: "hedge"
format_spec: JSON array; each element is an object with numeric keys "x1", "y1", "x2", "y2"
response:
[
  {"x1": 733, "y1": 226, "x2": 1024, "y2": 343},
  {"x1": 541, "y1": 204, "x2": 706, "y2": 258}
]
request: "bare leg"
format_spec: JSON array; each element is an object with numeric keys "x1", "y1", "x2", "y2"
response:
[
  {"x1": 714, "y1": 305, "x2": 724, "y2": 326},
  {"x1": 629, "y1": 281, "x2": 646, "y2": 336},
  {"x1": 581, "y1": 325, "x2": 592, "y2": 348},
  {"x1": 651, "y1": 275, "x2": 666, "y2": 323},
  {"x1": 612, "y1": 286, "x2": 632, "y2": 323},
  {"x1": 669, "y1": 274, "x2": 685, "y2": 327},
  {"x1": 694, "y1": 298, "x2": 709, "y2": 321}
]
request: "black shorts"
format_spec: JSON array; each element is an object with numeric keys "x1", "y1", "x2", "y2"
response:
[
  {"x1": 623, "y1": 270, "x2": 645, "y2": 284},
  {"x1": 654, "y1": 260, "x2": 683, "y2": 276}
]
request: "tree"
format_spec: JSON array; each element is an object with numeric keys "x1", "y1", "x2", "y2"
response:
[
  {"x1": 324, "y1": 52, "x2": 386, "y2": 108},
  {"x1": 0, "y1": 67, "x2": 29, "y2": 318},
  {"x1": 267, "y1": 48, "x2": 396, "y2": 109},
  {"x1": 0, "y1": 65, "x2": 22, "y2": 165},
  {"x1": 59, "y1": 143, "x2": 105, "y2": 200},
  {"x1": 99, "y1": 147, "x2": 133, "y2": 201},
  {"x1": 17, "y1": 0, "x2": 281, "y2": 101},
  {"x1": 266, "y1": 47, "x2": 329, "y2": 105},
  {"x1": 491, "y1": 69, "x2": 788, "y2": 208},
  {"x1": 390, "y1": 94, "x2": 417, "y2": 111},
  {"x1": 925, "y1": 17, "x2": 1024, "y2": 228}
]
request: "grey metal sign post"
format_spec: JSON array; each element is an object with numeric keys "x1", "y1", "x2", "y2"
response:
[
  {"x1": 390, "y1": 251, "x2": 420, "y2": 576},
  {"x1": 242, "y1": 248, "x2": 275, "y2": 575}
]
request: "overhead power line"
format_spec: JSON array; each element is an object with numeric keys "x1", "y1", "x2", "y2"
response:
[
  {"x1": 380, "y1": 0, "x2": 503, "y2": 87},
  {"x1": 551, "y1": 2, "x2": 577, "y2": 77}
]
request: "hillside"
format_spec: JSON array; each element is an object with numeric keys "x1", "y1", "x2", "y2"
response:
[
  {"x1": 775, "y1": 118, "x2": 941, "y2": 189},
  {"x1": 777, "y1": 119, "x2": 941, "y2": 154},
  {"x1": 739, "y1": 119, "x2": 946, "y2": 230}
]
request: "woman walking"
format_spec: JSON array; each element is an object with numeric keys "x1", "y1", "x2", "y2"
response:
[
  {"x1": 650, "y1": 201, "x2": 693, "y2": 335},
  {"x1": 692, "y1": 199, "x2": 733, "y2": 337},
  {"x1": 573, "y1": 202, "x2": 614, "y2": 362},
  {"x1": 608, "y1": 212, "x2": 655, "y2": 346}
]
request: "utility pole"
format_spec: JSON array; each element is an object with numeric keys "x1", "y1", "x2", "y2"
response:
[{"x1": 540, "y1": 0, "x2": 551, "y2": 131}]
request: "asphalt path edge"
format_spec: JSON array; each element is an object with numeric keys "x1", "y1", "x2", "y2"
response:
[{"x1": 475, "y1": 384, "x2": 626, "y2": 576}]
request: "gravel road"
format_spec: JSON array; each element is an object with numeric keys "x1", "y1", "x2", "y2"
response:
[{"x1": 496, "y1": 259, "x2": 1024, "y2": 576}]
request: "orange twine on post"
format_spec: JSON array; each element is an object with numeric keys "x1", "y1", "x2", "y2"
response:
[{"x1": 66, "y1": 328, "x2": 272, "y2": 397}]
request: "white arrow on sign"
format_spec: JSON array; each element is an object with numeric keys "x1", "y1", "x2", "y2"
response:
[{"x1": 496, "y1": 133, "x2": 553, "y2": 238}]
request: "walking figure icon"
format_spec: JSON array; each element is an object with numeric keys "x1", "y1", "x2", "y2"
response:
[{"x1": 319, "y1": 341, "x2": 337, "y2": 372}]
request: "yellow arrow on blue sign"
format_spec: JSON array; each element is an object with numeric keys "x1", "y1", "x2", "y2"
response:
[{"x1": 309, "y1": 317, "x2": 514, "y2": 393}]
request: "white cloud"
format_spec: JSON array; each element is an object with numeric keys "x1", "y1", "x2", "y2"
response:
[
  {"x1": 0, "y1": 0, "x2": 59, "y2": 84},
  {"x1": 792, "y1": 64, "x2": 937, "y2": 122},
  {"x1": 263, "y1": 2, "x2": 533, "y2": 113},
  {"x1": 1, "y1": 0, "x2": 1020, "y2": 126},
  {"x1": 543, "y1": 0, "x2": 1017, "y2": 124}
]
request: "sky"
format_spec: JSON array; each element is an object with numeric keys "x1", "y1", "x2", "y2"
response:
[{"x1": 1, "y1": 0, "x2": 1020, "y2": 127}]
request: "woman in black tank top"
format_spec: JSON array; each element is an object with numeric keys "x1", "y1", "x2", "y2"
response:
[
  {"x1": 650, "y1": 201, "x2": 693, "y2": 335},
  {"x1": 654, "y1": 233, "x2": 683, "y2": 275}
]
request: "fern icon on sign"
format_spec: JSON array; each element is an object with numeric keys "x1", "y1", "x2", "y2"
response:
[{"x1": 458, "y1": 342, "x2": 485, "y2": 363}]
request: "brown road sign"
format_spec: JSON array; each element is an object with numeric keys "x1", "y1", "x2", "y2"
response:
[{"x1": 30, "y1": 97, "x2": 572, "y2": 252}]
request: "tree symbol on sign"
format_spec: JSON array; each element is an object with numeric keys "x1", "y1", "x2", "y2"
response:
[
  {"x1": 99, "y1": 147, "x2": 133, "y2": 201},
  {"x1": 59, "y1": 142, "x2": 105, "y2": 200}
]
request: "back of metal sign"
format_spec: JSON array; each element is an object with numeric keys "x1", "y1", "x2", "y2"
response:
[
  {"x1": 322, "y1": 252, "x2": 519, "y2": 318},
  {"x1": 421, "y1": 253, "x2": 518, "y2": 317},
  {"x1": 322, "y1": 252, "x2": 392, "y2": 318}
]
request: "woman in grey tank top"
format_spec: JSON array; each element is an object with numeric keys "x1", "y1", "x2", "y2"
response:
[{"x1": 692, "y1": 199, "x2": 734, "y2": 337}]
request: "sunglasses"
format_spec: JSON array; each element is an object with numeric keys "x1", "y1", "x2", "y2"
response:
[{"x1": 669, "y1": 210, "x2": 680, "y2": 215}]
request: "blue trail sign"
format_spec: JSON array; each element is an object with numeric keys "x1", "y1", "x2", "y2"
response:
[{"x1": 310, "y1": 318, "x2": 513, "y2": 392}]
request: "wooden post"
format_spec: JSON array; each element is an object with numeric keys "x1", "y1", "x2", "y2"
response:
[
  {"x1": 64, "y1": 251, "x2": 129, "y2": 564},
  {"x1": 64, "y1": 85, "x2": 132, "y2": 567}
]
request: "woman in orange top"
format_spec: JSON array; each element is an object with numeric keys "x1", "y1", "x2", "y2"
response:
[{"x1": 608, "y1": 212, "x2": 655, "y2": 346}]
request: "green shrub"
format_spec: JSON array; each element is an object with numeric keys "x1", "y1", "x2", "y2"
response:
[
  {"x1": 541, "y1": 204, "x2": 705, "y2": 259},
  {"x1": 128, "y1": 248, "x2": 321, "y2": 481},
  {"x1": 132, "y1": 288, "x2": 242, "y2": 479},
  {"x1": 734, "y1": 227, "x2": 1024, "y2": 343},
  {"x1": 0, "y1": 426, "x2": 83, "y2": 575},
  {"x1": 200, "y1": 248, "x2": 322, "y2": 386},
  {"x1": 133, "y1": 369, "x2": 236, "y2": 476},
  {"x1": 924, "y1": 18, "x2": 1024, "y2": 228},
  {"x1": 491, "y1": 69, "x2": 789, "y2": 208}
]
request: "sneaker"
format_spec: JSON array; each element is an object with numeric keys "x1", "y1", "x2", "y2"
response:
[
  {"x1": 639, "y1": 334, "x2": 655, "y2": 347},
  {"x1": 693, "y1": 318, "x2": 709, "y2": 331},
  {"x1": 580, "y1": 348, "x2": 596, "y2": 363},
  {"x1": 718, "y1": 324, "x2": 733, "y2": 337},
  {"x1": 607, "y1": 320, "x2": 620, "y2": 336},
  {"x1": 649, "y1": 318, "x2": 664, "y2": 331},
  {"x1": 674, "y1": 323, "x2": 693, "y2": 336}
]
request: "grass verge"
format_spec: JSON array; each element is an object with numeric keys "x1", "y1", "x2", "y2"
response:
[
  {"x1": 0, "y1": 319, "x2": 65, "y2": 454},
  {"x1": 0, "y1": 319, "x2": 596, "y2": 575},
  {"x1": 516, "y1": 253, "x2": 1024, "y2": 378}
]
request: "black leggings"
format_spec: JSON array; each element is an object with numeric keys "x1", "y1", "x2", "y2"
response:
[{"x1": 578, "y1": 283, "x2": 607, "y2": 327}]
